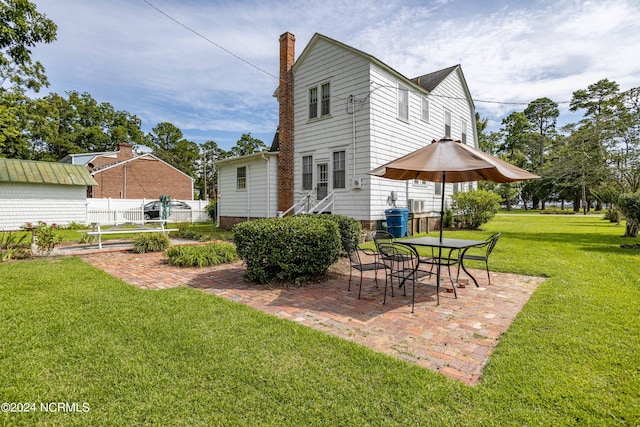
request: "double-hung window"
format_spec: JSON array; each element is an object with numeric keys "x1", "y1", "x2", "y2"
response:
[
  {"x1": 236, "y1": 166, "x2": 246, "y2": 190},
  {"x1": 309, "y1": 82, "x2": 330, "y2": 119},
  {"x1": 461, "y1": 119, "x2": 468, "y2": 144},
  {"x1": 398, "y1": 85, "x2": 409, "y2": 120},
  {"x1": 302, "y1": 156, "x2": 313, "y2": 190},
  {"x1": 435, "y1": 182, "x2": 442, "y2": 196},
  {"x1": 444, "y1": 110, "x2": 452, "y2": 137},
  {"x1": 321, "y1": 83, "x2": 330, "y2": 116},
  {"x1": 333, "y1": 151, "x2": 345, "y2": 189},
  {"x1": 421, "y1": 96, "x2": 429, "y2": 122},
  {"x1": 309, "y1": 87, "x2": 318, "y2": 119}
]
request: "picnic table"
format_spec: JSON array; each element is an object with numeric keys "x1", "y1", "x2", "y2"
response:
[{"x1": 81, "y1": 220, "x2": 178, "y2": 249}]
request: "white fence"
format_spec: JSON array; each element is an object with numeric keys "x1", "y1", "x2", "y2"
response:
[
  {"x1": 0, "y1": 198, "x2": 210, "y2": 231},
  {"x1": 86, "y1": 198, "x2": 209, "y2": 225}
]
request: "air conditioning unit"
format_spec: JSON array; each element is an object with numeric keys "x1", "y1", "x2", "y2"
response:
[
  {"x1": 351, "y1": 177, "x2": 362, "y2": 189},
  {"x1": 408, "y1": 199, "x2": 422, "y2": 213}
]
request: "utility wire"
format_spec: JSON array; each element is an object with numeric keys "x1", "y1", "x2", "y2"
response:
[
  {"x1": 142, "y1": 0, "x2": 278, "y2": 80},
  {"x1": 141, "y1": 0, "x2": 580, "y2": 108}
]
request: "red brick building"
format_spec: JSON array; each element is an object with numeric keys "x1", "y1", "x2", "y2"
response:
[{"x1": 61, "y1": 143, "x2": 193, "y2": 200}]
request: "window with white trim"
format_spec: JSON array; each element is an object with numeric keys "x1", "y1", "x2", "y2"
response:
[
  {"x1": 421, "y1": 96, "x2": 429, "y2": 122},
  {"x1": 309, "y1": 82, "x2": 330, "y2": 119},
  {"x1": 398, "y1": 84, "x2": 409, "y2": 120},
  {"x1": 236, "y1": 166, "x2": 246, "y2": 190},
  {"x1": 444, "y1": 110, "x2": 452, "y2": 137},
  {"x1": 435, "y1": 182, "x2": 442, "y2": 196},
  {"x1": 309, "y1": 87, "x2": 318, "y2": 119},
  {"x1": 321, "y1": 83, "x2": 330, "y2": 116},
  {"x1": 302, "y1": 156, "x2": 313, "y2": 190},
  {"x1": 333, "y1": 151, "x2": 346, "y2": 189},
  {"x1": 461, "y1": 119, "x2": 468, "y2": 144}
]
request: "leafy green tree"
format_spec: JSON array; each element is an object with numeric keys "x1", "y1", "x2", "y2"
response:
[
  {"x1": 618, "y1": 192, "x2": 640, "y2": 238},
  {"x1": 0, "y1": 0, "x2": 57, "y2": 93},
  {"x1": 199, "y1": 139, "x2": 228, "y2": 200},
  {"x1": 147, "y1": 122, "x2": 200, "y2": 177},
  {"x1": 228, "y1": 133, "x2": 267, "y2": 157}
]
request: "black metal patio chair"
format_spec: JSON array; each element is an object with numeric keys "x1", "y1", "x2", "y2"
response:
[
  {"x1": 341, "y1": 237, "x2": 389, "y2": 299},
  {"x1": 457, "y1": 232, "x2": 501, "y2": 285}
]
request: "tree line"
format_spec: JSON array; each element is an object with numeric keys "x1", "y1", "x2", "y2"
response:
[{"x1": 477, "y1": 79, "x2": 640, "y2": 235}]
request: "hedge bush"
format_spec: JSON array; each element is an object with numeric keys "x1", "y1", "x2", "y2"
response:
[
  {"x1": 233, "y1": 215, "x2": 342, "y2": 285},
  {"x1": 165, "y1": 242, "x2": 238, "y2": 267},
  {"x1": 298, "y1": 213, "x2": 362, "y2": 246}
]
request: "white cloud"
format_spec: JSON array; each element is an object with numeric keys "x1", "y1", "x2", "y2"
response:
[{"x1": 30, "y1": 0, "x2": 640, "y2": 147}]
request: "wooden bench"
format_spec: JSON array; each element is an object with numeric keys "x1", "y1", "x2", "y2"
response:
[{"x1": 81, "y1": 221, "x2": 178, "y2": 249}]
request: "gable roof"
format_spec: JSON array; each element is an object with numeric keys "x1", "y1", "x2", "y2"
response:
[
  {"x1": 292, "y1": 33, "x2": 475, "y2": 108},
  {"x1": 59, "y1": 151, "x2": 117, "y2": 165},
  {"x1": 412, "y1": 65, "x2": 460, "y2": 92},
  {"x1": 0, "y1": 158, "x2": 97, "y2": 186},
  {"x1": 90, "y1": 153, "x2": 194, "y2": 182}
]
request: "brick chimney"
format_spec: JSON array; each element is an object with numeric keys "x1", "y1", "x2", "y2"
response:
[
  {"x1": 117, "y1": 143, "x2": 134, "y2": 160},
  {"x1": 277, "y1": 32, "x2": 295, "y2": 214}
]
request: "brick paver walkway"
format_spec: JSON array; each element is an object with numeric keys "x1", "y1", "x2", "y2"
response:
[{"x1": 81, "y1": 250, "x2": 544, "y2": 385}]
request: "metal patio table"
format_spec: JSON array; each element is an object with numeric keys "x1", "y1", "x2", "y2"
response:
[{"x1": 397, "y1": 236, "x2": 487, "y2": 299}]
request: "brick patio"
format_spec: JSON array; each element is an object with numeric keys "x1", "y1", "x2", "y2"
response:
[{"x1": 80, "y1": 249, "x2": 543, "y2": 385}]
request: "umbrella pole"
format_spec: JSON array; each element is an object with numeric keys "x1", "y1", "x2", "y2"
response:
[{"x1": 436, "y1": 172, "x2": 446, "y2": 305}]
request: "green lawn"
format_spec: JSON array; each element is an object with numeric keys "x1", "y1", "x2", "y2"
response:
[{"x1": 1, "y1": 215, "x2": 639, "y2": 425}]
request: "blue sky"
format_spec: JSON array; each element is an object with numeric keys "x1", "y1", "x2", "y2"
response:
[{"x1": 32, "y1": 0, "x2": 640, "y2": 151}]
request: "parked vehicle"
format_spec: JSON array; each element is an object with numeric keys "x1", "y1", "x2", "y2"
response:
[{"x1": 143, "y1": 200, "x2": 191, "y2": 220}]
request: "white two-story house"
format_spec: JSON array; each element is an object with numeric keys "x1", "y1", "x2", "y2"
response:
[{"x1": 216, "y1": 32, "x2": 478, "y2": 231}]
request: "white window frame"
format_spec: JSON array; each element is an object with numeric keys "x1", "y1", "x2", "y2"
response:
[
  {"x1": 302, "y1": 155, "x2": 313, "y2": 190},
  {"x1": 397, "y1": 84, "x2": 409, "y2": 121},
  {"x1": 332, "y1": 150, "x2": 346, "y2": 189},
  {"x1": 308, "y1": 81, "x2": 330, "y2": 120},
  {"x1": 444, "y1": 110, "x2": 452, "y2": 137},
  {"x1": 461, "y1": 119, "x2": 468, "y2": 144},
  {"x1": 236, "y1": 166, "x2": 247, "y2": 191},
  {"x1": 421, "y1": 96, "x2": 429, "y2": 122}
]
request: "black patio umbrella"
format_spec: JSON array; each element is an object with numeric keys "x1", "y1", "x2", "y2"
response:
[{"x1": 369, "y1": 137, "x2": 539, "y2": 297}]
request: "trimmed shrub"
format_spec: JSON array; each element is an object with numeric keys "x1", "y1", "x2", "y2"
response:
[
  {"x1": 132, "y1": 232, "x2": 171, "y2": 253},
  {"x1": 233, "y1": 215, "x2": 341, "y2": 285},
  {"x1": 451, "y1": 189, "x2": 501, "y2": 230},
  {"x1": 298, "y1": 213, "x2": 362, "y2": 246},
  {"x1": 165, "y1": 242, "x2": 238, "y2": 267}
]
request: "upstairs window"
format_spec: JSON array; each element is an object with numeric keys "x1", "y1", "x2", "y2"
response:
[
  {"x1": 236, "y1": 166, "x2": 246, "y2": 190},
  {"x1": 333, "y1": 150, "x2": 346, "y2": 189},
  {"x1": 309, "y1": 87, "x2": 318, "y2": 119},
  {"x1": 309, "y1": 82, "x2": 330, "y2": 119},
  {"x1": 444, "y1": 110, "x2": 452, "y2": 137},
  {"x1": 321, "y1": 83, "x2": 331, "y2": 116},
  {"x1": 461, "y1": 119, "x2": 468, "y2": 144},
  {"x1": 421, "y1": 96, "x2": 429, "y2": 122},
  {"x1": 302, "y1": 156, "x2": 313, "y2": 190},
  {"x1": 398, "y1": 85, "x2": 409, "y2": 120}
]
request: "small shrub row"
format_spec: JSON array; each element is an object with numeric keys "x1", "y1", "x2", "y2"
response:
[
  {"x1": 165, "y1": 242, "x2": 238, "y2": 267},
  {"x1": 233, "y1": 214, "x2": 353, "y2": 285},
  {"x1": 132, "y1": 233, "x2": 171, "y2": 253}
]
